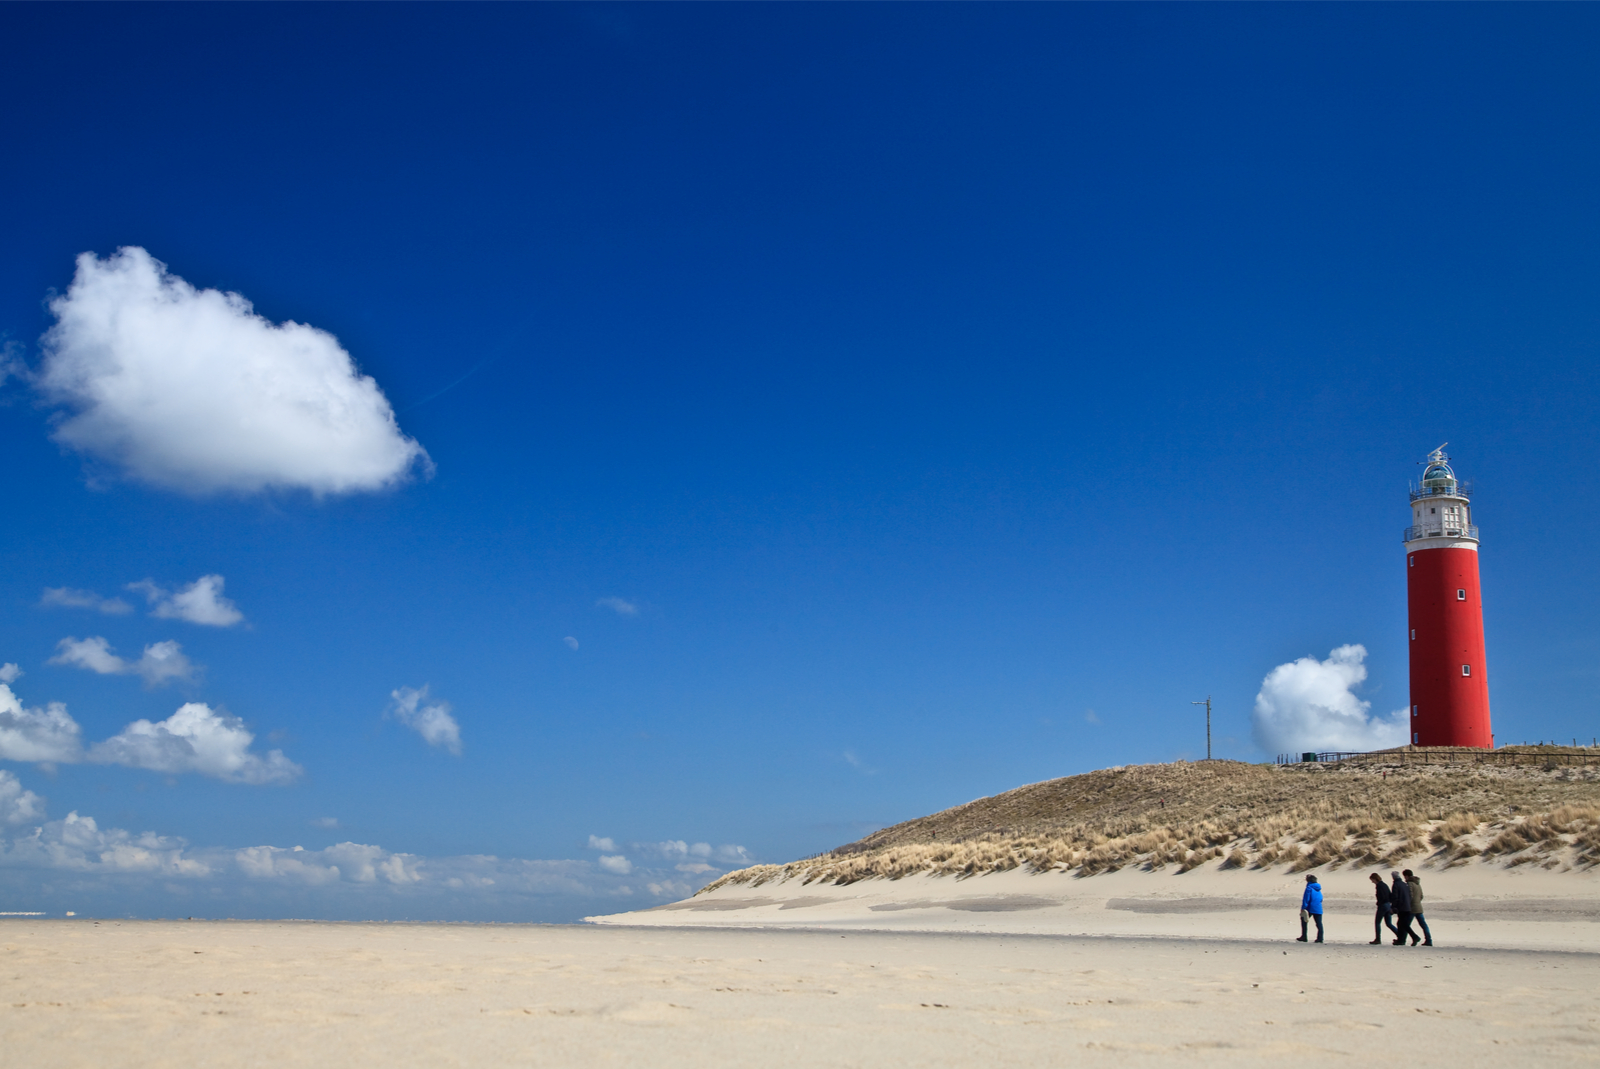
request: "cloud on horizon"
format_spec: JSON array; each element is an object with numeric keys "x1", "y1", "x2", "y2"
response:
[
  {"x1": 389, "y1": 685, "x2": 462, "y2": 755},
  {"x1": 1251, "y1": 644, "x2": 1408, "y2": 754},
  {"x1": 50, "y1": 636, "x2": 197, "y2": 687},
  {"x1": 0, "y1": 777, "x2": 737, "y2": 920},
  {"x1": 35, "y1": 247, "x2": 429, "y2": 496}
]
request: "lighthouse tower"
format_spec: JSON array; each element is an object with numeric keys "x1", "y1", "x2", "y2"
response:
[{"x1": 1405, "y1": 445, "x2": 1493, "y2": 748}]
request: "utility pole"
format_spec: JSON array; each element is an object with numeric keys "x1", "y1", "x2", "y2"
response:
[{"x1": 1191, "y1": 696, "x2": 1212, "y2": 760}]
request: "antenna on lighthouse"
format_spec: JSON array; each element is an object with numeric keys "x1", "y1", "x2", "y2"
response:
[{"x1": 1191, "y1": 696, "x2": 1212, "y2": 760}]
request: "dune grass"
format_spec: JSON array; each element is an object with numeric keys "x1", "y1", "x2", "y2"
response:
[{"x1": 702, "y1": 753, "x2": 1600, "y2": 893}]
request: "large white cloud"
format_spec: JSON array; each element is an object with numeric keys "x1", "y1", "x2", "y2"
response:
[
  {"x1": 88, "y1": 702, "x2": 301, "y2": 785},
  {"x1": 389, "y1": 685, "x2": 462, "y2": 755},
  {"x1": 128, "y1": 575, "x2": 244, "y2": 627},
  {"x1": 1251, "y1": 644, "x2": 1408, "y2": 754},
  {"x1": 37, "y1": 247, "x2": 429, "y2": 495},
  {"x1": 0, "y1": 682, "x2": 84, "y2": 763},
  {"x1": 50, "y1": 636, "x2": 197, "y2": 687}
]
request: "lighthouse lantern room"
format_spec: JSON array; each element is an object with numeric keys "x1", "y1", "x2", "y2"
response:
[{"x1": 1404, "y1": 445, "x2": 1493, "y2": 748}]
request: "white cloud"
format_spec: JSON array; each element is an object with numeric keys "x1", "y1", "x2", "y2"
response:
[
  {"x1": 714, "y1": 845, "x2": 752, "y2": 865},
  {"x1": 36, "y1": 247, "x2": 428, "y2": 495},
  {"x1": 843, "y1": 750, "x2": 876, "y2": 774},
  {"x1": 128, "y1": 575, "x2": 244, "y2": 627},
  {"x1": 1084, "y1": 709, "x2": 1101, "y2": 725},
  {"x1": 1252, "y1": 644, "x2": 1409, "y2": 754},
  {"x1": 388, "y1": 685, "x2": 462, "y2": 755},
  {"x1": 5, "y1": 811, "x2": 212, "y2": 877},
  {"x1": 0, "y1": 770, "x2": 45, "y2": 827},
  {"x1": 0, "y1": 675, "x2": 300, "y2": 784},
  {"x1": 587, "y1": 835, "x2": 616, "y2": 852},
  {"x1": 639, "y1": 840, "x2": 752, "y2": 866},
  {"x1": 39, "y1": 587, "x2": 133, "y2": 615},
  {"x1": 0, "y1": 683, "x2": 84, "y2": 763},
  {"x1": 0, "y1": 664, "x2": 19, "y2": 684},
  {"x1": 88, "y1": 702, "x2": 301, "y2": 785},
  {"x1": 49, "y1": 636, "x2": 197, "y2": 686},
  {"x1": 0, "y1": 794, "x2": 728, "y2": 919},
  {"x1": 0, "y1": 340, "x2": 26, "y2": 390},
  {"x1": 596, "y1": 597, "x2": 638, "y2": 616},
  {"x1": 563, "y1": 636, "x2": 579, "y2": 650},
  {"x1": 310, "y1": 817, "x2": 340, "y2": 829}
]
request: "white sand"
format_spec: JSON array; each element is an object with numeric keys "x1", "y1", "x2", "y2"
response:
[
  {"x1": 3, "y1": 917, "x2": 1598, "y2": 1066},
  {"x1": 593, "y1": 860, "x2": 1600, "y2": 952}
]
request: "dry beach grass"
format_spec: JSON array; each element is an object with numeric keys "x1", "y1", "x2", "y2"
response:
[{"x1": 705, "y1": 752, "x2": 1600, "y2": 890}]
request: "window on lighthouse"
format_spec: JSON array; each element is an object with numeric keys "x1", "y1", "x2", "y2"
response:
[
  {"x1": 1457, "y1": 589, "x2": 1466, "y2": 600},
  {"x1": 1462, "y1": 665, "x2": 1472, "y2": 676}
]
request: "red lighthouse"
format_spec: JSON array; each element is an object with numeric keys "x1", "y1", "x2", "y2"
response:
[{"x1": 1405, "y1": 445, "x2": 1493, "y2": 748}]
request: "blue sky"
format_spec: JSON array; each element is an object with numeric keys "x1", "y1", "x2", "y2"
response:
[{"x1": 1, "y1": 5, "x2": 1598, "y2": 921}]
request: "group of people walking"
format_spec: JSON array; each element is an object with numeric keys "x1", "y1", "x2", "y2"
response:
[{"x1": 1295, "y1": 869, "x2": 1433, "y2": 945}]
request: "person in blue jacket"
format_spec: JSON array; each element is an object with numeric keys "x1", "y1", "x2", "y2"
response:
[{"x1": 1297, "y1": 873, "x2": 1324, "y2": 943}]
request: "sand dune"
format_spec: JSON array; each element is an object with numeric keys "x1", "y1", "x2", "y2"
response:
[{"x1": 3, "y1": 918, "x2": 1598, "y2": 1067}]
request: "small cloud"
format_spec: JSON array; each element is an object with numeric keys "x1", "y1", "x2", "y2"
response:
[
  {"x1": 0, "y1": 340, "x2": 27, "y2": 391},
  {"x1": 388, "y1": 685, "x2": 462, "y2": 755},
  {"x1": 1084, "y1": 709, "x2": 1101, "y2": 725},
  {"x1": 713, "y1": 844, "x2": 753, "y2": 865},
  {"x1": 310, "y1": 817, "x2": 339, "y2": 829},
  {"x1": 0, "y1": 770, "x2": 46, "y2": 826},
  {"x1": 563, "y1": 636, "x2": 579, "y2": 650},
  {"x1": 637, "y1": 839, "x2": 752, "y2": 866},
  {"x1": 646, "y1": 880, "x2": 693, "y2": 899},
  {"x1": 0, "y1": 664, "x2": 19, "y2": 684},
  {"x1": 596, "y1": 855, "x2": 632, "y2": 875},
  {"x1": 88, "y1": 702, "x2": 301, "y2": 785},
  {"x1": 595, "y1": 597, "x2": 638, "y2": 616},
  {"x1": 35, "y1": 246, "x2": 428, "y2": 495},
  {"x1": 39, "y1": 587, "x2": 133, "y2": 615},
  {"x1": 676, "y1": 862, "x2": 714, "y2": 874},
  {"x1": 49, "y1": 637, "x2": 197, "y2": 687},
  {"x1": 843, "y1": 750, "x2": 876, "y2": 775},
  {"x1": 587, "y1": 835, "x2": 616, "y2": 852},
  {"x1": 129, "y1": 575, "x2": 244, "y2": 627}
]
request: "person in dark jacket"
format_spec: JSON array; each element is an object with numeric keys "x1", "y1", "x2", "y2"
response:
[
  {"x1": 1403, "y1": 869, "x2": 1433, "y2": 946},
  {"x1": 1297, "y1": 873, "x2": 1324, "y2": 943},
  {"x1": 1368, "y1": 871, "x2": 1399, "y2": 944},
  {"x1": 1390, "y1": 870, "x2": 1418, "y2": 945}
]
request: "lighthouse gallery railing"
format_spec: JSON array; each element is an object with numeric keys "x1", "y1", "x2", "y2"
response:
[{"x1": 1403, "y1": 524, "x2": 1479, "y2": 542}]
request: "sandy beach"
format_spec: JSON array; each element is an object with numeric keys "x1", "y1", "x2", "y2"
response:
[
  {"x1": 4, "y1": 909, "x2": 1598, "y2": 1067},
  {"x1": 594, "y1": 860, "x2": 1600, "y2": 952}
]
